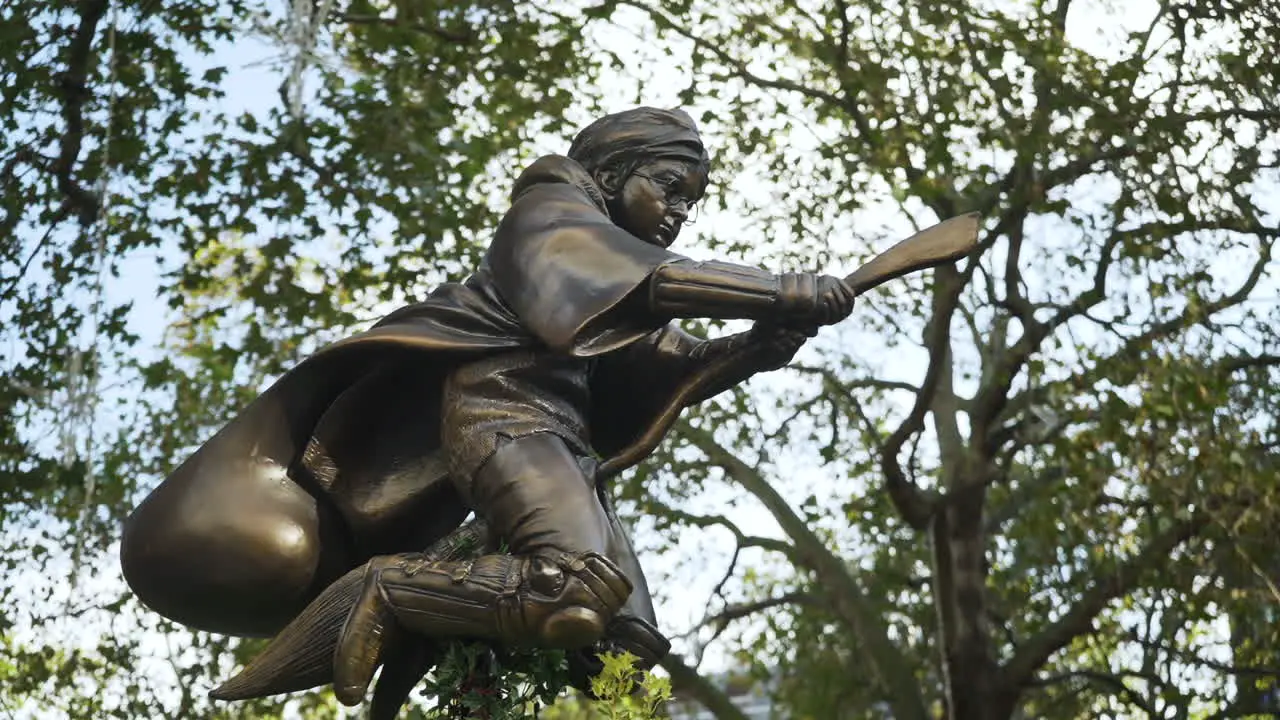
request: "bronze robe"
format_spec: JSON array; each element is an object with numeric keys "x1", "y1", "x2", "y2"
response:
[{"x1": 144, "y1": 155, "x2": 706, "y2": 566}]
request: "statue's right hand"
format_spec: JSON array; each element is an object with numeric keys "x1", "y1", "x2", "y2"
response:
[
  {"x1": 748, "y1": 322, "x2": 818, "y2": 371},
  {"x1": 778, "y1": 272, "x2": 855, "y2": 326},
  {"x1": 815, "y1": 274, "x2": 856, "y2": 325}
]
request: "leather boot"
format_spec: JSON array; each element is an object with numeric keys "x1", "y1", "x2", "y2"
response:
[{"x1": 333, "y1": 549, "x2": 632, "y2": 704}]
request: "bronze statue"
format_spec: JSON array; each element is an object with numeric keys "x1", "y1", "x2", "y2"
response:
[{"x1": 119, "y1": 107, "x2": 978, "y2": 717}]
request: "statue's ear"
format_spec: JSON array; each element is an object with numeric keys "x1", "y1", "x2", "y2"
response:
[{"x1": 595, "y1": 165, "x2": 626, "y2": 199}]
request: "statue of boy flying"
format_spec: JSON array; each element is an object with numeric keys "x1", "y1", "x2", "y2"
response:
[{"x1": 120, "y1": 107, "x2": 857, "y2": 706}]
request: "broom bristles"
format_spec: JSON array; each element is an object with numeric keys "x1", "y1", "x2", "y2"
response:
[
  {"x1": 210, "y1": 519, "x2": 490, "y2": 701},
  {"x1": 210, "y1": 565, "x2": 364, "y2": 700}
]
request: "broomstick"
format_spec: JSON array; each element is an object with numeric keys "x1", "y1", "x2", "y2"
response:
[
  {"x1": 596, "y1": 211, "x2": 981, "y2": 480},
  {"x1": 210, "y1": 212, "x2": 982, "y2": 715}
]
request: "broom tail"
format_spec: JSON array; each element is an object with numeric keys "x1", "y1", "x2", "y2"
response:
[
  {"x1": 210, "y1": 565, "x2": 365, "y2": 700},
  {"x1": 209, "y1": 519, "x2": 490, "y2": 701}
]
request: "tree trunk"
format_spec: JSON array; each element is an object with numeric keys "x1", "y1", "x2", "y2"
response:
[{"x1": 931, "y1": 463, "x2": 1011, "y2": 720}]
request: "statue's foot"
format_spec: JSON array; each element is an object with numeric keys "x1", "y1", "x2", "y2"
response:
[{"x1": 567, "y1": 613, "x2": 671, "y2": 695}]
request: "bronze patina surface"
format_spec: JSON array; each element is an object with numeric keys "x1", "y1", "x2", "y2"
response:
[{"x1": 119, "y1": 106, "x2": 976, "y2": 716}]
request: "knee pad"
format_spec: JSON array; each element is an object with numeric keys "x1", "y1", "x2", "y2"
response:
[{"x1": 526, "y1": 551, "x2": 633, "y2": 648}]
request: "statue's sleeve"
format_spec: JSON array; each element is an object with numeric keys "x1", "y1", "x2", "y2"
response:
[
  {"x1": 590, "y1": 324, "x2": 703, "y2": 458},
  {"x1": 590, "y1": 322, "x2": 769, "y2": 458},
  {"x1": 486, "y1": 182, "x2": 687, "y2": 356}
]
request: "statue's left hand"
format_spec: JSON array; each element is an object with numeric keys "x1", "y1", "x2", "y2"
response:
[{"x1": 749, "y1": 322, "x2": 818, "y2": 371}]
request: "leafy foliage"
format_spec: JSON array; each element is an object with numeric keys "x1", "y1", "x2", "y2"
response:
[
  {"x1": 418, "y1": 643, "x2": 572, "y2": 719},
  {"x1": 542, "y1": 652, "x2": 673, "y2": 720},
  {"x1": 3, "y1": 0, "x2": 1278, "y2": 718}
]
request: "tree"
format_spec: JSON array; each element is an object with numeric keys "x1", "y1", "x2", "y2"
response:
[
  {"x1": 582, "y1": 1, "x2": 1280, "y2": 718},
  {"x1": 4, "y1": 0, "x2": 1278, "y2": 718}
]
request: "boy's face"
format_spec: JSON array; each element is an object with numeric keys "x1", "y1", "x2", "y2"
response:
[{"x1": 612, "y1": 159, "x2": 705, "y2": 248}]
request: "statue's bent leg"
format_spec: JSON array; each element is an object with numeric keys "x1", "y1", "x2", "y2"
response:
[
  {"x1": 383, "y1": 431, "x2": 631, "y2": 644},
  {"x1": 332, "y1": 433, "x2": 635, "y2": 703},
  {"x1": 595, "y1": 490, "x2": 670, "y2": 669},
  {"x1": 120, "y1": 458, "x2": 353, "y2": 637},
  {"x1": 597, "y1": 484, "x2": 657, "y2": 625}
]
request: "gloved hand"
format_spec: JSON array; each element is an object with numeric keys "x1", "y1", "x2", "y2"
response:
[
  {"x1": 778, "y1": 273, "x2": 856, "y2": 326},
  {"x1": 747, "y1": 322, "x2": 819, "y2": 371},
  {"x1": 815, "y1": 274, "x2": 857, "y2": 325}
]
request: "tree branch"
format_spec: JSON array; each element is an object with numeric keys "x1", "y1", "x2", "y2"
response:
[
  {"x1": 680, "y1": 422, "x2": 930, "y2": 720},
  {"x1": 646, "y1": 503, "x2": 797, "y2": 561},
  {"x1": 981, "y1": 466, "x2": 1067, "y2": 536},
  {"x1": 1052, "y1": 0, "x2": 1073, "y2": 31},
  {"x1": 1221, "y1": 353, "x2": 1280, "y2": 375},
  {"x1": 53, "y1": 0, "x2": 109, "y2": 225},
  {"x1": 706, "y1": 593, "x2": 814, "y2": 629},
  {"x1": 0, "y1": 201, "x2": 72, "y2": 301},
  {"x1": 614, "y1": 0, "x2": 843, "y2": 107},
  {"x1": 929, "y1": 333, "x2": 967, "y2": 468},
  {"x1": 1001, "y1": 213, "x2": 1037, "y2": 327},
  {"x1": 684, "y1": 592, "x2": 815, "y2": 665},
  {"x1": 880, "y1": 265, "x2": 965, "y2": 530},
  {"x1": 1181, "y1": 108, "x2": 1280, "y2": 125},
  {"x1": 1001, "y1": 512, "x2": 1210, "y2": 687},
  {"x1": 614, "y1": 0, "x2": 959, "y2": 217},
  {"x1": 788, "y1": 365, "x2": 920, "y2": 394},
  {"x1": 333, "y1": 12, "x2": 476, "y2": 44},
  {"x1": 661, "y1": 653, "x2": 751, "y2": 720},
  {"x1": 977, "y1": 101, "x2": 1277, "y2": 223},
  {"x1": 1122, "y1": 628, "x2": 1280, "y2": 677},
  {"x1": 1028, "y1": 669, "x2": 1157, "y2": 715},
  {"x1": 978, "y1": 218, "x2": 1278, "y2": 455}
]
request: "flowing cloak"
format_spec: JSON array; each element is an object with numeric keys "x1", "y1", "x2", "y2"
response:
[{"x1": 138, "y1": 155, "x2": 708, "y2": 563}]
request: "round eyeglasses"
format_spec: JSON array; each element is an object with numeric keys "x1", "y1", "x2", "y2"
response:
[{"x1": 632, "y1": 171, "x2": 700, "y2": 225}]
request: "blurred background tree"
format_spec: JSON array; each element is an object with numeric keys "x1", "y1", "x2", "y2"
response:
[{"x1": 2, "y1": 0, "x2": 1276, "y2": 718}]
